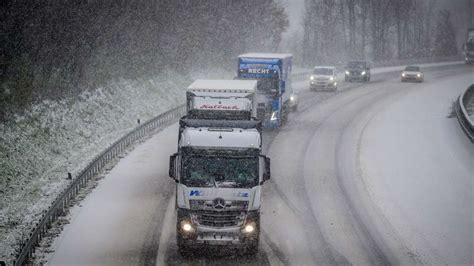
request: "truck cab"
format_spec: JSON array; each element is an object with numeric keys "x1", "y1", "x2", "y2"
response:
[
  {"x1": 186, "y1": 79, "x2": 258, "y2": 120},
  {"x1": 169, "y1": 119, "x2": 270, "y2": 255},
  {"x1": 237, "y1": 53, "x2": 294, "y2": 128}
]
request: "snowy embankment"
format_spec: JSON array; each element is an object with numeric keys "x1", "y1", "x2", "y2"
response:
[{"x1": 0, "y1": 69, "x2": 231, "y2": 263}]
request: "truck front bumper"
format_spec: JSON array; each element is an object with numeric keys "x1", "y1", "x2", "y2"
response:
[
  {"x1": 177, "y1": 208, "x2": 259, "y2": 247},
  {"x1": 179, "y1": 226, "x2": 257, "y2": 246}
]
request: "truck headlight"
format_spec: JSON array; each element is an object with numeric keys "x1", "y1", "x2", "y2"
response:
[
  {"x1": 180, "y1": 221, "x2": 194, "y2": 233},
  {"x1": 417, "y1": 73, "x2": 421, "y2": 77},
  {"x1": 310, "y1": 76, "x2": 314, "y2": 80},
  {"x1": 242, "y1": 222, "x2": 256, "y2": 234},
  {"x1": 270, "y1": 111, "x2": 278, "y2": 121},
  {"x1": 345, "y1": 70, "x2": 350, "y2": 75},
  {"x1": 329, "y1": 76, "x2": 334, "y2": 81},
  {"x1": 361, "y1": 71, "x2": 366, "y2": 75}
]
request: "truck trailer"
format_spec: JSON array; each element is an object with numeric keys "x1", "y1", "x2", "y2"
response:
[
  {"x1": 237, "y1": 53, "x2": 293, "y2": 128},
  {"x1": 186, "y1": 79, "x2": 258, "y2": 120},
  {"x1": 169, "y1": 118, "x2": 270, "y2": 255}
]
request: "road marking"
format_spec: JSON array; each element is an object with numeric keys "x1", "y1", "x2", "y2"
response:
[{"x1": 155, "y1": 198, "x2": 175, "y2": 266}]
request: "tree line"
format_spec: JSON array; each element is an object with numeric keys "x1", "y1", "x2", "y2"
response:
[
  {"x1": 1, "y1": 0, "x2": 288, "y2": 120},
  {"x1": 301, "y1": 0, "x2": 459, "y2": 66}
]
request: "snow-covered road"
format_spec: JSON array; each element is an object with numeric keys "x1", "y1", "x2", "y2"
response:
[{"x1": 47, "y1": 65, "x2": 473, "y2": 265}]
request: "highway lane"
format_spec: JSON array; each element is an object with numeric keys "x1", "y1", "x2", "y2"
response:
[{"x1": 46, "y1": 64, "x2": 473, "y2": 265}]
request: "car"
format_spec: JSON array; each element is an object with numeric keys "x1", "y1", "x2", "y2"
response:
[
  {"x1": 345, "y1": 60, "x2": 371, "y2": 82},
  {"x1": 401, "y1": 66, "x2": 424, "y2": 82},
  {"x1": 310, "y1": 66, "x2": 337, "y2": 91}
]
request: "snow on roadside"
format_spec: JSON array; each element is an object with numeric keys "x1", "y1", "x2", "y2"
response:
[{"x1": 0, "y1": 68, "x2": 232, "y2": 264}]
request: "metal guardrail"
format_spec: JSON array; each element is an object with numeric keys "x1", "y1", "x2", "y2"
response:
[
  {"x1": 455, "y1": 84, "x2": 474, "y2": 142},
  {"x1": 14, "y1": 104, "x2": 186, "y2": 265}
]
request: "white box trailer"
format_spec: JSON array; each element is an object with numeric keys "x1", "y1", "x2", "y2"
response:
[{"x1": 186, "y1": 79, "x2": 258, "y2": 120}]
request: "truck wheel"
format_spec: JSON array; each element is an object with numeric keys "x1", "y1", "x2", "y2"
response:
[
  {"x1": 281, "y1": 105, "x2": 289, "y2": 126},
  {"x1": 177, "y1": 234, "x2": 193, "y2": 257},
  {"x1": 177, "y1": 242, "x2": 193, "y2": 257},
  {"x1": 244, "y1": 239, "x2": 259, "y2": 257}
]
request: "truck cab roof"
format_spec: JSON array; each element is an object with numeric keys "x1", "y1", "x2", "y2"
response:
[
  {"x1": 179, "y1": 118, "x2": 262, "y2": 149},
  {"x1": 187, "y1": 79, "x2": 257, "y2": 94},
  {"x1": 179, "y1": 127, "x2": 261, "y2": 150},
  {"x1": 238, "y1": 53, "x2": 292, "y2": 59}
]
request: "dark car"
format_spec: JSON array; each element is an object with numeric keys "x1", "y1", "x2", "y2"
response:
[{"x1": 345, "y1": 61, "x2": 371, "y2": 82}]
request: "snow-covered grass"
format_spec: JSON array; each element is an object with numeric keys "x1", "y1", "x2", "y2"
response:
[{"x1": 0, "y1": 68, "x2": 232, "y2": 264}]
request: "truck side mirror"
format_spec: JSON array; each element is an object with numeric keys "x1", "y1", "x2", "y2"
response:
[
  {"x1": 169, "y1": 153, "x2": 177, "y2": 179},
  {"x1": 263, "y1": 156, "x2": 271, "y2": 181}
]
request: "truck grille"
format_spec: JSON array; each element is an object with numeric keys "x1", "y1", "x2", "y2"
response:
[{"x1": 195, "y1": 211, "x2": 245, "y2": 227}]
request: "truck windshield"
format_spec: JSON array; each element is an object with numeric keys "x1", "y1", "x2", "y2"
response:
[
  {"x1": 256, "y1": 79, "x2": 278, "y2": 95},
  {"x1": 182, "y1": 156, "x2": 258, "y2": 188},
  {"x1": 313, "y1": 68, "x2": 333, "y2": 75}
]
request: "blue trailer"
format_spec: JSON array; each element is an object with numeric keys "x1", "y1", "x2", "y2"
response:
[{"x1": 237, "y1": 53, "x2": 293, "y2": 129}]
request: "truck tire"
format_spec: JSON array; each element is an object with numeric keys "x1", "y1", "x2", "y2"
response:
[
  {"x1": 244, "y1": 239, "x2": 259, "y2": 257},
  {"x1": 177, "y1": 238, "x2": 193, "y2": 257},
  {"x1": 282, "y1": 105, "x2": 289, "y2": 126}
]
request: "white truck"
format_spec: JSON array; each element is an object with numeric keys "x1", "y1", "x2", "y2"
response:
[
  {"x1": 237, "y1": 53, "x2": 295, "y2": 128},
  {"x1": 169, "y1": 118, "x2": 270, "y2": 255},
  {"x1": 186, "y1": 79, "x2": 258, "y2": 120}
]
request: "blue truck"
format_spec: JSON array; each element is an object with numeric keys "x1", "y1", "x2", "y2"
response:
[{"x1": 237, "y1": 53, "x2": 294, "y2": 128}]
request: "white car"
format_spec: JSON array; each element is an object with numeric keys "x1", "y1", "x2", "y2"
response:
[
  {"x1": 310, "y1": 66, "x2": 337, "y2": 91},
  {"x1": 401, "y1": 66, "x2": 424, "y2": 82}
]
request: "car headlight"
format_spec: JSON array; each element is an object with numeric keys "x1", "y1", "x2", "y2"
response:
[
  {"x1": 345, "y1": 70, "x2": 350, "y2": 75},
  {"x1": 310, "y1": 76, "x2": 314, "y2": 80},
  {"x1": 417, "y1": 73, "x2": 421, "y2": 77},
  {"x1": 361, "y1": 71, "x2": 366, "y2": 75},
  {"x1": 270, "y1": 111, "x2": 278, "y2": 121},
  {"x1": 402, "y1": 73, "x2": 405, "y2": 77}
]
